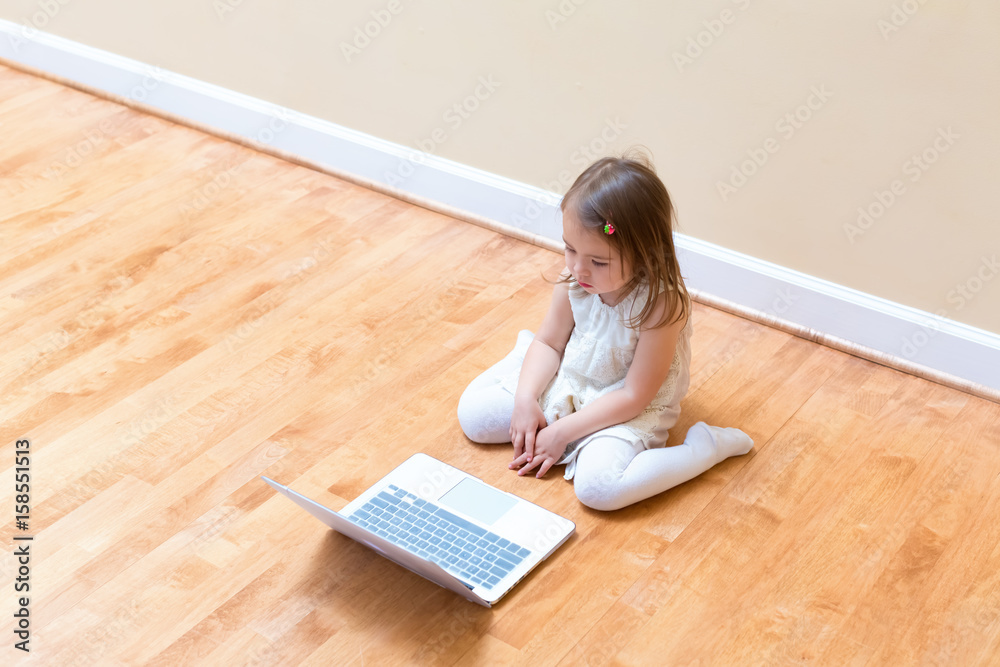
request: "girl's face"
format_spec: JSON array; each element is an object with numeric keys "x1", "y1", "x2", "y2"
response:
[{"x1": 562, "y1": 206, "x2": 632, "y2": 304}]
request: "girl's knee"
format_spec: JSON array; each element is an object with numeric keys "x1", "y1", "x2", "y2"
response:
[
  {"x1": 574, "y1": 480, "x2": 628, "y2": 512},
  {"x1": 456, "y1": 388, "x2": 511, "y2": 444},
  {"x1": 573, "y1": 467, "x2": 629, "y2": 511},
  {"x1": 458, "y1": 389, "x2": 479, "y2": 441},
  {"x1": 456, "y1": 390, "x2": 485, "y2": 442},
  {"x1": 572, "y1": 438, "x2": 639, "y2": 511}
]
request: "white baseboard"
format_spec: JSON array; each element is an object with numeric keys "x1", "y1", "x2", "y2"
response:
[{"x1": 2, "y1": 20, "x2": 998, "y2": 397}]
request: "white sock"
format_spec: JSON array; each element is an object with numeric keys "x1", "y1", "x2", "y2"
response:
[{"x1": 685, "y1": 421, "x2": 754, "y2": 460}]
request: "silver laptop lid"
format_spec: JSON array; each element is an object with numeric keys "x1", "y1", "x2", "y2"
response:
[
  {"x1": 264, "y1": 454, "x2": 575, "y2": 606},
  {"x1": 262, "y1": 476, "x2": 490, "y2": 607}
]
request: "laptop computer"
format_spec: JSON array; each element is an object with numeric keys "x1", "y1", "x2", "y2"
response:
[{"x1": 262, "y1": 452, "x2": 576, "y2": 607}]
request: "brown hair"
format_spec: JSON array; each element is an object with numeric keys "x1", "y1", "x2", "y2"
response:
[{"x1": 558, "y1": 150, "x2": 690, "y2": 330}]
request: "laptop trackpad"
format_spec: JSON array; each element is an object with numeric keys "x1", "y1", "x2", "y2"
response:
[{"x1": 439, "y1": 478, "x2": 517, "y2": 525}]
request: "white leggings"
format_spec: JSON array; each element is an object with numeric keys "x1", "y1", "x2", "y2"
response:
[{"x1": 457, "y1": 331, "x2": 753, "y2": 511}]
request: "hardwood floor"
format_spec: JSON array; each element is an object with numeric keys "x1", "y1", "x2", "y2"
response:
[{"x1": 3, "y1": 62, "x2": 1000, "y2": 666}]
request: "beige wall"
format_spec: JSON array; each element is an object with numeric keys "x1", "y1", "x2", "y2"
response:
[{"x1": 5, "y1": 0, "x2": 998, "y2": 334}]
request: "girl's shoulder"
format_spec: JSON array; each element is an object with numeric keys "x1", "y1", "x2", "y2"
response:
[
  {"x1": 624, "y1": 278, "x2": 659, "y2": 312},
  {"x1": 632, "y1": 279, "x2": 692, "y2": 333}
]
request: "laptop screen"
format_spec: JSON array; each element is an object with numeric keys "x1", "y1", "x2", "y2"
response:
[{"x1": 439, "y1": 478, "x2": 517, "y2": 525}]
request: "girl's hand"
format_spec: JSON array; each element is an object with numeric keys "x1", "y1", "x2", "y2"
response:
[
  {"x1": 509, "y1": 425, "x2": 568, "y2": 478},
  {"x1": 509, "y1": 395, "x2": 547, "y2": 462}
]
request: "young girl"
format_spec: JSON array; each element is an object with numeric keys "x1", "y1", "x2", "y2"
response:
[{"x1": 457, "y1": 154, "x2": 754, "y2": 511}]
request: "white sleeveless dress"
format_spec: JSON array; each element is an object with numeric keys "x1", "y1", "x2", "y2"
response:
[{"x1": 499, "y1": 278, "x2": 692, "y2": 479}]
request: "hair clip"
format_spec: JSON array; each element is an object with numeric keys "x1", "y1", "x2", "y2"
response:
[{"x1": 603, "y1": 222, "x2": 615, "y2": 235}]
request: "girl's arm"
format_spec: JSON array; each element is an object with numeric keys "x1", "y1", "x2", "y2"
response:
[
  {"x1": 510, "y1": 277, "x2": 575, "y2": 458},
  {"x1": 515, "y1": 294, "x2": 685, "y2": 477}
]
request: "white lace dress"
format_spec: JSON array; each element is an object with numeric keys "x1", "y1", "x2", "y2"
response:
[{"x1": 499, "y1": 279, "x2": 692, "y2": 479}]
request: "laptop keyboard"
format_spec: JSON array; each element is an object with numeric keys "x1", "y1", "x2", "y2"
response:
[{"x1": 347, "y1": 484, "x2": 531, "y2": 590}]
